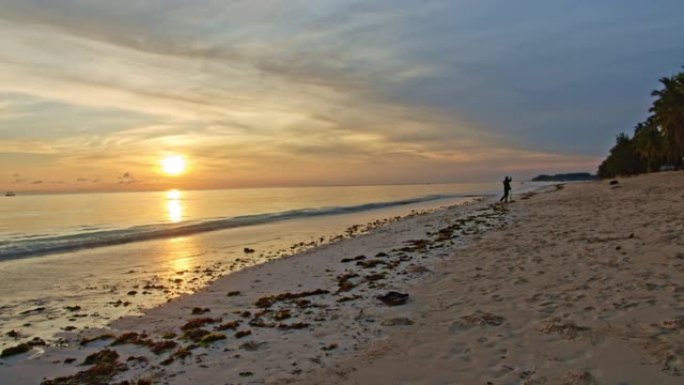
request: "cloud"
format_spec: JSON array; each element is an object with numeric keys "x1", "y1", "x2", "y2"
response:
[
  {"x1": 1, "y1": 0, "x2": 683, "y2": 190},
  {"x1": 117, "y1": 171, "x2": 137, "y2": 185}
]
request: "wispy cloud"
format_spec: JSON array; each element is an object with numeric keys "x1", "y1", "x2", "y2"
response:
[{"x1": 1, "y1": 0, "x2": 682, "y2": 190}]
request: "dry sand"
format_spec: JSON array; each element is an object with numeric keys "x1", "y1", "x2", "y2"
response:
[
  {"x1": 306, "y1": 172, "x2": 684, "y2": 385},
  {"x1": 1, "y1": 172, "x2": 683, "y2": 385}
]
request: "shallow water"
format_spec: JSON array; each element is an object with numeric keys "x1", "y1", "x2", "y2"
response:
[{"x1": 0, "y1": 183, "x2": 498, "y2": 246}]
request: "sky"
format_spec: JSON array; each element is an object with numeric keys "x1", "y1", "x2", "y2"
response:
[{"x1": 1, "y1": 0, "x2": 683, "y2": 192}]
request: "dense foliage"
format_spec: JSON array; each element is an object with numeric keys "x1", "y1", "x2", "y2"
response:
[{"x1": 598, "y1": 69, "x2": 684, "y2": 178}]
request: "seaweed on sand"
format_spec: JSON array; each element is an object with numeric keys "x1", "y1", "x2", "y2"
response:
[
  {"x1": 181, "y1": 317, "x2": 220, "y2": 331},
  {"x1": 255, "y1": 289, "x2": 329, "y2": 308},
  {"x1": 41, "y1": 349, "x2": 127, "y2": 385}
]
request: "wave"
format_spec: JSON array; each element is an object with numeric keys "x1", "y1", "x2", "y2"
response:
[{"x1": 0, "y1": 193, "x2": 471, "y2": 260}]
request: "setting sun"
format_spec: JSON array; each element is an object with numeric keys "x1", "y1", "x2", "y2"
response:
[{"x1": 161, "y1": 156, "x2": 186, "y2": 176}]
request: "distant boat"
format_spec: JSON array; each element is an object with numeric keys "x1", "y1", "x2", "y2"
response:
[{"x1": 5, "y1": 191, "x2": 16, "y2": 196}]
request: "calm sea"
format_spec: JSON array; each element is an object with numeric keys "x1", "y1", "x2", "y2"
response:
[{"x1": 0, "y1": 183, "x2": 509, "y2": 259}]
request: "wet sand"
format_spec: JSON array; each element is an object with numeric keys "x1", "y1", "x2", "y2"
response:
[
  {"x1": 0, "y1": 196, "x2": 475, "y2": 348},
  {"x1": 2, "y1": 172, "x2": 683, "y2": 385}
]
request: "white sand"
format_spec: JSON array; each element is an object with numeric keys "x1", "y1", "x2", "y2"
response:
[{"x1": 2, "y1": 172, "x2": 683, "y2": 385}]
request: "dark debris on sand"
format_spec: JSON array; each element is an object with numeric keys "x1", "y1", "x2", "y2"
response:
[
  {"x1": 41, "y1": 349, "x2": 127, "y2": 385},
  {"x1": 255, "y1": 289, "x2": 329, "y2": 308},
  {"x1": 1, "y1": 337, "x2": 46, "y2": 358},
  {"x1": 32, "y1": 204, "x2": 508, "y2": 384},
  {"x1": 376, "y1": 291, "x2": 409, "y2": 306}
]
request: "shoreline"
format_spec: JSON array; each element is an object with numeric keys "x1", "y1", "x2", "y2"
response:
[
  {"x1": 0, "y1": 194, "x2": 479, "y2": 349},
  {"x1": 1, "y1": 194, "x2": 507, "y2": 384}
]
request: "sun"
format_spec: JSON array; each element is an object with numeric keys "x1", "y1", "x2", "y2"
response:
[{"x1": 161, "y1": 155, "x2": 186, "y2": 176}]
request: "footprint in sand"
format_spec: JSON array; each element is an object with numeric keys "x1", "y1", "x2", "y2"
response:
[{"x1": 449, "y1": 342, "x2": 473, "y2": 362}]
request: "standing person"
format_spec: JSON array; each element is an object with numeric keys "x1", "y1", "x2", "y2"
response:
[{"x1": 500, "y1": 176, "x2": 512, "y2": 203}]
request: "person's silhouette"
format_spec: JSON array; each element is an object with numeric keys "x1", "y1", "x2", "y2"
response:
[{"x1": 500, "y1": 176, "x2": 512, "y2": 203}]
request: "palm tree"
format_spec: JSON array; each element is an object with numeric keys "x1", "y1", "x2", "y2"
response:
[
  {"x1": 597, "y1": 68, "x2": 684, "y2": 178},
  {"x1": 649, "y1": 70, "x2": 684, "y2": 167},
  {"x1": 632, "y1": 118, "x2": 663, "y2": 172},
  {"x1": 597, "y1": 133, "x2": 643, "y2": 178}
]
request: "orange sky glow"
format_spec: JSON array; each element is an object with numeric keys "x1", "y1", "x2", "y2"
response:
[{"x1": 3, "y1": 1, "x2": 681, "y2": 192}]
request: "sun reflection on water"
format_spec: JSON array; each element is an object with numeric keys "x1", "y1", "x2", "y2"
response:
[
  {"x1": 166, "y1": 189, "x2": 181, "y2": 200},
  {"x1": 159, "y1": 237, "x2": 201, "y2": 278},
  {"x1": 167, "y1": 201, "x2": 183, "y2": 222},
  {"x1": 166, "y1": 189, "x2": 183, "y2": 222},
  {"x1": 160, "y1": 190, "x2": 201, "y2": 281},
  {"x1": 165, "y1": 237, "x2": 197, "y2": 273}
]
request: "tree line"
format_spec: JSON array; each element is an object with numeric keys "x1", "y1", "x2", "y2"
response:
[{"x1": 598, "y1": 68, "x2": 684, "y2": 178}]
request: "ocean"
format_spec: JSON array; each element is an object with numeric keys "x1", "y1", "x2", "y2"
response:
[{"x1": 0, "y1": 182, "x2": 531, "y2": 346}]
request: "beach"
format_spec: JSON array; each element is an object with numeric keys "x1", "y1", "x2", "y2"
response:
[
  {"x1": 1, "y1": 172, "x2": 683, "y2": 384},
  {"x1": 0, "y1": 183, "x2": 499, "y2": 348},
  {"x1": 306, "y1": 172, "x2": 684, "y2": 385}
]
